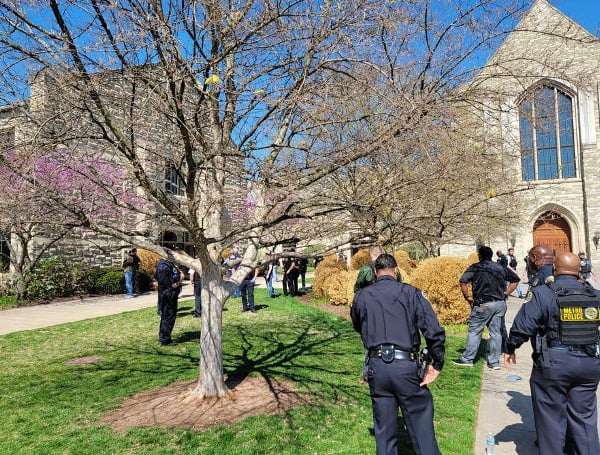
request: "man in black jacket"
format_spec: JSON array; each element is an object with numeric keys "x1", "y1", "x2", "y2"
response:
[
  {"x1": 455, "y1": 246, "x2": 519, "y2": 369},
  {"x1": 504, "y1": 252, "x2": 600, "y2": 455},
  {"x1": 155, "y1": 258, "x2": 183, "y2": 346},
  {"x1": 351, "y1": 254, "x2": 445, "y2": 455}
]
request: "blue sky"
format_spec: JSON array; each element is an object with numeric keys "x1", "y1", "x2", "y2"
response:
[{"x1": 550, "y1": 0, "x2": 600, "y2": 35}]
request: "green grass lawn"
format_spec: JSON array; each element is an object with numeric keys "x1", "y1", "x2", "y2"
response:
[{"x1": 0, "y1": 289, "x2": 481, "y2": 454}]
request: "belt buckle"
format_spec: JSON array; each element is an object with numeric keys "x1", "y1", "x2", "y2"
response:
[{"x1": 380, "y1": 344, "x2": 395, "y2": 363}]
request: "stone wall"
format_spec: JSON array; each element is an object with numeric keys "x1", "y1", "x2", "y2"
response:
[
  {"x1": 444, "y1": 0, "x2": 600, "y2": 265},
  {"x1": 1, "y1": 66, "x2": 246, "y2": 270}
]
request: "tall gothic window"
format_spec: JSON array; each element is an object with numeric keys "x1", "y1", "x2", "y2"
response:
[
  {"x1": 519, "y1": 85, "x2": 575, "y2": 181},
  {"x1": 164, "y1": 166, "x2": 184, "y2": 195}
]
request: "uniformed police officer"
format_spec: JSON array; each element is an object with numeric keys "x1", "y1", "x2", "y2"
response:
[
  {"x1": 351, "y1": 254, "x2": 445, "y2": 455},
  {"x1": 504, "y1": 252, "x2": 600, "y2": 455},
  {"x1": 155, "y1": 257, "x2": 183, "y2": 346},
  {"x1": 526, "y1": 244, "x2": 554, "y2": 290}
]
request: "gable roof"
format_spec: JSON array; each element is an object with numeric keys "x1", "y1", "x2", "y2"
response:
[{"x1": 470, "y1": 0, "x2": 600, "y2": 94}]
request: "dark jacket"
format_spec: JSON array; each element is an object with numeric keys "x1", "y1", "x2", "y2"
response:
[
  {"x1": 351, "y1": 276, "x2": 445, "y2": 371},
  {"x1": 505, "y1": 275, "x2": 600, "y2": 355},
  {"x1": 460, "y1": 260, "x2": 520, "y2": 302},
  {"x1": 155, "y1": 259, "x2": 179, "y2": 292}
]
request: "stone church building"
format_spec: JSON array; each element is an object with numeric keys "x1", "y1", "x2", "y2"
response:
[{"x1": 441, "y1": 0, "x2": 600, "y2": 266}]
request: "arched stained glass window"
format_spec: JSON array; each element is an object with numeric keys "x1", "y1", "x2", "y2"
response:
[{"x1": 519, "y1": 85, "x2": 575, "y2": 181}]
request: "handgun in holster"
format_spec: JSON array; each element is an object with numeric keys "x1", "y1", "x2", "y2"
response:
[{"x1": 417, "y1": 347, "x2": 431, "y2": 381}]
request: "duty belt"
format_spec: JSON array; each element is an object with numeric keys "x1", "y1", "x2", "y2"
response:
[{"x1": 368, "y1": 344, "x2": 416, "y2": 362}]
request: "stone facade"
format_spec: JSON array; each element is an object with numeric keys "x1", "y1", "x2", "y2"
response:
[
  {"x1": 0, "y1": 66, "x2": 245, "y2": 270},
  {"x1": 441, "y1": 0, "x2": 600, "y2": 265}
]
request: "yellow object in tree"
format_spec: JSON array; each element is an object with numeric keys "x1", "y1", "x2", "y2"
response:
[{"x1": 205, "y1": 74, "x2": 220, "y2": 85}]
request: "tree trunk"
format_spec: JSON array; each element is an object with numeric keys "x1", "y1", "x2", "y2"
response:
[{"x1": 192, "y1": 266, "x2": 229, "y2": 398}]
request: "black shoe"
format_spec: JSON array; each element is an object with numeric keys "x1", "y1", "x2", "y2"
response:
[
  {"x1": 251, "y1": 309, "x2": 256, "y2": 313},
  {"x1": 160, "y1": 340, "x2": 178, "y2": 346},
  {"x1": 192, "y1": 313, "x2": 201, "y2": 318},
  {"x1": 452, "y1": 358, "x2": 473, "y2": 367}
]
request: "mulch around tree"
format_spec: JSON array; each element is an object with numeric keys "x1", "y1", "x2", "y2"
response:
[{"x1": 102, "y1": 296, "x2": 350, "y2": 433}]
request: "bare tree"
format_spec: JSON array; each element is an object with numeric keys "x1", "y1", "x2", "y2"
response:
[
  {"x1": 0, "y1": 0, "x2": 569, "y2": 399},
  {"x1": 0, "y1": 0, "x2": 441, "y2": 398}
]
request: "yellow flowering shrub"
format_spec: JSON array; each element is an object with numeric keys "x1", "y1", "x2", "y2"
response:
[
  {"x1": 467, "y1": 251, "x2": 479, "y2": 264},
  {"x1": 350, "y1": 249, "x2": 371, "y2": 271},
  {"x1": 137, "y1": 249, "x2": 162, "y2": 277},
  {"x1": 408, "y1": 256, "x2": 471, "y2": 324},
  {"x1": 394, "y1": 250, "x2": 417, "y2": 274},
  {"x1": 313, "y1": 255, "x2": 350, "y2": 299},
  {"x1": 325, "y1": 270, "x2": 356, "y2": 305}
]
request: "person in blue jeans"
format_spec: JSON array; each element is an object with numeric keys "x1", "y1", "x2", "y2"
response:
[
  {"x1": 264, "y1": 252, "x2": 279, "y2": 298},
  {"x1": 225, "y1": 247, "x2": 241, "y2": 298},
  {"x1": 122, "y1": 248, "x2": 140, "y2": 297},
  {"x1": 454, "y1": 245, "x2": 520, "y2": 369}
]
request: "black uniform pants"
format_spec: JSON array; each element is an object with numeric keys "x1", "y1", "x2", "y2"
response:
[
  {"x1": 530, "y1": 348, "x2": 600, "y2": 455},
  {"x1": 193, "y1": 280, "x2": 202, "y2": 316},
  {"x1": 158, "y1": 290, "x2": 178, "y2": 344},
  {"x1": 240, "y1": 279, "x2": 255, "y2": 311},
  {"x1": 286, "y1": 271, "x2": 299, "y2": 296},
  {"x1": 367, "y1": 357, "x2": 441, "y2": 455}
]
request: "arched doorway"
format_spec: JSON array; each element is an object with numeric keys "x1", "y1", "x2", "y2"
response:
[{"x1": 533, "y1": 211, "x2": 572, "y2": 254}]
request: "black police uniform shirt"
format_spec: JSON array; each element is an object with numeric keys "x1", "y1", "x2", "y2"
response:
[
  {"x1": 459, "y1": 260, "x2": 520, "y2": 303},
  {"x1": 505, "y1": 274, "x2": 600, "y2": 355},
  {"x1": 528, "y1": 264, "x2": 554, "y2": 288},
  {"x1": 155, "y1": 259, "x2": 178, "y2": 291},
  {"x1": 351, "y1": 275, "x2": 445, "y2": 371}
]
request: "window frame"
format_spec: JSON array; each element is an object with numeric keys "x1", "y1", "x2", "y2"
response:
[
  {"x1": 164, "y1": 165, "x2": 185, "y2": 196},
  {"x1": 518, "y1": 83, "x2": 577, "y2": 182}
]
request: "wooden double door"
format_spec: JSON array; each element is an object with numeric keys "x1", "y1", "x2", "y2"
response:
[{"x1": 532, "y1": 211, "x2": 572, "y2": 254}]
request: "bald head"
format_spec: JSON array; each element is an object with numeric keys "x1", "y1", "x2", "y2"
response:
[
  {"x1": 528, "y1": 245, "x2": 554, "y2": 270},
  {"x1": 553, "y1": 252, "x2": 581, "y2": 277}
]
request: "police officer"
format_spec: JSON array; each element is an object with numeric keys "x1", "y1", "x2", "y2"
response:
[
  {"x1": 155, "y1": 257, "x2": 183, "y2": 346},
  {"x1": 351, "y1": 254, "x2": 445, "y2": 455},
  {"x1": 526, "y1": 244, "x2": 554, "y2": 290},
  {"x1": 504, "y1": 252, "x2": 600, "y2": 455}
]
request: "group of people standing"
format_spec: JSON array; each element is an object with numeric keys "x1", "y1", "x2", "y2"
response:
[
  {"x1": 455, "y1": 244, "x2": 600, "y2": 455},
  {"x1": 263, "y1": 251, "x2": 309, "y2": 298},
  {"x1": 350, "y1": 242, "x2": 600, "y2": 455}
]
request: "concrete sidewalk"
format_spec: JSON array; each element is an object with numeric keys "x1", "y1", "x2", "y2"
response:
[
  {"x1": 473, "y1": 295, "x2": 600, "y2": 454},
  {"x1": 472, "y1": 296, "x2": 537, "y2": 455},
  {"x1": 0, "y1": 289, "x2": 193, "y2": 335}
]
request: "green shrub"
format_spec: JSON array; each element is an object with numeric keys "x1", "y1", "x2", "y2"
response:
[
  {"x1": 20, "y1": 258, "x2": 153, "y2": 302},
  {"x1": 72, "y1": 267, "x2": 107, "y2": 294},
  {"x1": 95, "y1": 268, "x2": 126, "y2": 295},
  {"x1": 0, "y1": 294, "x2": 18, "y2": 309},
  {"x1": 137, "y1": 269, "x2": 153, "y2": 293},
  {"x1": 26, "y1": 257, "x2": 76, "y2": 301}
]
